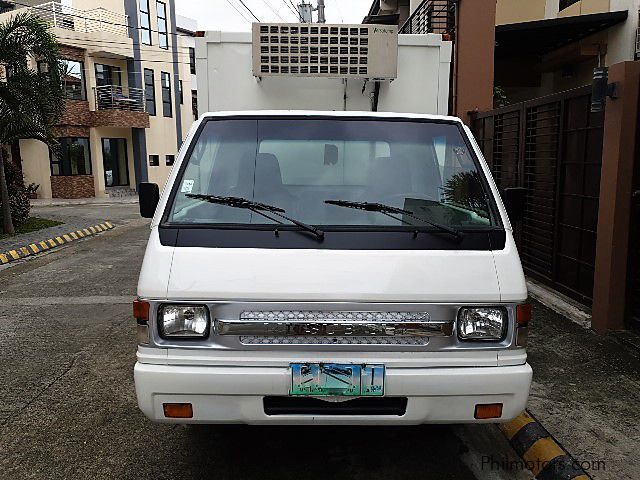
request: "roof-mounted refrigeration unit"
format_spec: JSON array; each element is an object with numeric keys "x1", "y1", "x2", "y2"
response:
[{"x1": 252, "y1": 23, "x2": 398, "y2": 80}]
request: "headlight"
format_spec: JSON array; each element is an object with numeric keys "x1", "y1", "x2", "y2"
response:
[
  {"x1": 159, "y1": 305, "x2": 210, "y2": 338},
  {"x1": 457, "y1": 307, "x2": 507, "y2": 341}
]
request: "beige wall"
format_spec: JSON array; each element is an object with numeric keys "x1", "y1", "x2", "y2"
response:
[
  {"x1": 19, "y1": 140, "x2": 52, "y2": 199},
  {"x1": 90, "y1": 127, "x2": 136, "y2": 197},
  {"x1": 497, "y1": 0, "x2": 612, "y2": 25},
  {"x1": 558, "y1": 0, "x2": 610, "y2": 17},
  {"x1": 496, "y1": 0, "x2": 547, "y2": 25}
]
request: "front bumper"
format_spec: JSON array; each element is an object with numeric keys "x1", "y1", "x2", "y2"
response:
[{"x1": 134, "y1": 361, "x2": 532, "y2": 425}]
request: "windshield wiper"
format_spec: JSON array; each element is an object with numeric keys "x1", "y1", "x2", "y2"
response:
[
  {"x1": 186, "y1": 194, "x2": 324, "y2": 241},
  {"x1": 325, "y1": 199, "x2": 463, "y2": 240}
]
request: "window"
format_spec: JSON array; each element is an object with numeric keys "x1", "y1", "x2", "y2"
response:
[
  {"x1": 140, "y1": 0, "x2": 151, "y2": 45},
  {"x1": 167, "y1": 119, "x2": 498, "y2": 228},
  {"x1": 5, "y1": 60, "x2": 27, "y2": 80},
  {"x1": 191, "y1": 90, "x2": 198, "y2": 120},
  {"x1": 157, "y1": 1, "x2": 168, "y2": 49},
  {"x1": 166, "y1": 154, "x2": 175, "y2": 166},
  {"x1": 178, "y1": 80, "x2": 183, "y2": 104},
  {"x1": 149, "y1": 154, "x2": 159, "y2": 166},
  {"x1": 189, "y1": 47, "x2": 196, "y2": 74},
  {"x1": 60, "y1": 59, "x2": 86, "y2": 100},
  {"x1": 559, "y1": 0, "x2": 579, "y2": 10},
  {"x1": 50, "y1": 138, "x2": 91, "y2": 176},
  {"x1": 95, "y1": 64, "x2": 122, "y2": 87},
  {"x1": 144, "y1": 68, "x2": 156, "y2": 115},
  {"x1": 161, "y1": 71, "x2": 172, "y2": 117},
  {"x1": 102, "y1": 138, "x2": 129, "y2": 187}
]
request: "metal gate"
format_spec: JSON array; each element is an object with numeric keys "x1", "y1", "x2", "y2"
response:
[
  {"x1": 628, "y1": 121, "x2": 640, "y2": 328},
  {"x1": 472, "y1": 86, "x2": 605, "y2": 306}
]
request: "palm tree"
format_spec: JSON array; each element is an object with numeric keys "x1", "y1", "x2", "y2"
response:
[{"x1": 0, "y1": 12, "x2": 64, "y2": 234}]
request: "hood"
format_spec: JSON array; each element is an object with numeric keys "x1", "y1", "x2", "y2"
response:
[{"x1": 137, "y1": 230, "x2": 520, "y2": 303}]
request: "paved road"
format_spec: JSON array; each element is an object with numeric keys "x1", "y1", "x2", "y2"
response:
[
  {"x1": 0, "y1": 210, "x2": 531, "y2": 480},
  {"x1": 0, "y1": 203, "x2": 143, "y2": 253}
]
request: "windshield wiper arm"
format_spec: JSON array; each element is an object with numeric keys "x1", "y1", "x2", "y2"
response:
[
  {"x1": 325, "y1": 199, "x2": 463, "y2": 240},
  {"x1": 186, "y1": 194, "x2": 324, "y2": 241}
]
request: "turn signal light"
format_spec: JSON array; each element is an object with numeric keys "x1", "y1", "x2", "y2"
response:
[
  {"x1": 163, "y1": 403, "x2": 193, "y2": 418},
  {"x1": 474, "y1": 403, "x2": 503, "y2": 420},
  {"x1": 133, "y1": 300, "x2": 150, "y2": 321},
  {"x1": 516, "y1": 304, "x2": 532, "y2": 326}
]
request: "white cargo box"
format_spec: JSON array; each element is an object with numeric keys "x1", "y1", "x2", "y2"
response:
[{"x1": 196, "y1": 30, "x2": 452, "y2": 115}]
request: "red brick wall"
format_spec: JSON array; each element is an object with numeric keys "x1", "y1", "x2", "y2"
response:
[
  {"x1": 91, "y1": 110, "x2": 150, "y2": 128},
  {"x1": 59, "y1": 45, "x2": 85, "y2": 62},
  {"x1": 52, "y1": 125, "x2": 91, "y2": 137},
  {"x1": 58, "y1": 100, "x2": 92, "y2": 127},
  {"x1": 50, "y1": 175, "x2": 95, "y2": 199}
]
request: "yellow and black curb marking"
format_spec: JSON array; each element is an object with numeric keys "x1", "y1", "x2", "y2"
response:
[
  {"x1": 500, "y1": 410, "x2": 589, "y2": 480},
  {"x1": 0, "y1": 222, "x2": 114, "y2": 265}
]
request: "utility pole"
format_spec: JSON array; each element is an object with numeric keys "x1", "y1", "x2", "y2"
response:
[{"x1": 316, "y1": 0, "x2": 325, "y2": 23}]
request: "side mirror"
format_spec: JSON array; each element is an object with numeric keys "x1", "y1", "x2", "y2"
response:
[
  {"x1": 502, "y1": 187, "x2": 526, "y2": 223},
  {"x1": 139, "y1": 182, "x2": 160, "y2": 218}
]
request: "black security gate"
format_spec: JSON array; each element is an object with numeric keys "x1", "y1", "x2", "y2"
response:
[
  {"x1": 472, "y1": 86, "x2": 605, "y2": 306},
  {"x1": 628, "y1": 123, "x2": 640, "y2": 328}
]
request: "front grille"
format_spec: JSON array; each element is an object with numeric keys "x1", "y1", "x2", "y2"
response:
[
  {"x1": 263, "y1": 396, "x2": 408, "y2": 416},
  {"x1": 225, "y1": 310, "x2": 443, "y2": 345},
  {"x1": 240, "y1": 336, "x2": 428, "y2": 345}
]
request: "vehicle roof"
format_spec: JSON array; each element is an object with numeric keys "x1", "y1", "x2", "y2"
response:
[{"x1": 200, "y1": 110, "x2": 464, "y2": 123}]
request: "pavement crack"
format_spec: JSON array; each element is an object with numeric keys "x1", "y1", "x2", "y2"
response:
[{"x1": 1, "y1": 351, "x2": 83, "y2": 428}]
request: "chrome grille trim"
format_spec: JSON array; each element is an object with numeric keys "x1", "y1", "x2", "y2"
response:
[
  {"x1": 215, "y1": 311, "x2": 454, "y2": 340},
  {"x1": 239, "y1": 336, "x2": 429, "y2": 345},
  {"x1": 238, "y1": 310, "x2": 433, "y2": 322}
]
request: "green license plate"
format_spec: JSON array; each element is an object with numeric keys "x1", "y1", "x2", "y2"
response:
[{"x1": 291, "y1": 363, "x2": 384, "y2": 396}]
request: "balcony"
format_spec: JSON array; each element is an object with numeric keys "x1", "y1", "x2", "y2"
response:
[
  {"x1": 31, "y1": 2, "x2": 129, "y2": 37},
  {"x1": 91, "y1": 85, "x2": 150, "y2": 129},
  {"x1": 94, "y1": 85, "x2": 144, "y2": 112},
  {"x1": 399, "y1": 0, "x2": 457, "y2": 37}
]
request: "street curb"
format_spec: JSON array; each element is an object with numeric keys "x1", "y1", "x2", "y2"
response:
[
  {"x1": 500, "y1": 410, "x2": 589, "y2": 480},
  {"x1": 0, "y1": 221, "x2": 115, "y2": 265}
]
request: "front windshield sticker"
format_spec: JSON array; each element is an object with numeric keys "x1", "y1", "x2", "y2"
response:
[{"x1": 181, "y1": 180, "x2": 194, "y2": 193}]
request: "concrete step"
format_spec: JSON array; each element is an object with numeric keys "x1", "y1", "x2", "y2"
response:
[{"x1": 106, "y1": 187, "x2": 137, "y2": 198}]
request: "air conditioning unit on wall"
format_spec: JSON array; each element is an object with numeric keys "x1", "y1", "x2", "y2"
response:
[{"x1": 252, "y1": 23, "x2": 398, "y2": 79}]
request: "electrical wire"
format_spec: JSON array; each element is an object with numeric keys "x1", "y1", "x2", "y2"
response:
[
  {"x1": 285, "y1": 0, "x2": 302, "y2": 20},
  {"x1": 236, "y1": 0, "x2": 261, "y2": 22},
  {"x1": 258, "y1": 0, "x2": 287, "y2": 22},
  {"x1": 5, "y1": 0, "x2": 203, "y2": 40},
  {"x1": 224, "y1": 0, "x2": 253, "y2": 23},
  {"x1": 281, "y1": 0, "x2": 301, "y2": 20}
]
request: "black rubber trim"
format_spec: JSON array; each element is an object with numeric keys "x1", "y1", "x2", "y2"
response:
[
  {"x1": 263, "y1": 396, "x2": 408, "y2": 416},
  {"x1": 159, "y1": 226, "x2": 506, "y2": 251}
]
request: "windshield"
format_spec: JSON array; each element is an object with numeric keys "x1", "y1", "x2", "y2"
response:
[{"x1": 166, "y1": 118, "x2": 498, "y2": 229}]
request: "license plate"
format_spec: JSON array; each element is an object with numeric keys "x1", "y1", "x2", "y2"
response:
[{"x1": 291, "y1": 363, "x2": 384, "y2": 396}]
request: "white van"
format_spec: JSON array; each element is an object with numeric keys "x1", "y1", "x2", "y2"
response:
[{"x1": 134, "y1": 111, "x2": 532, "y2": 425}]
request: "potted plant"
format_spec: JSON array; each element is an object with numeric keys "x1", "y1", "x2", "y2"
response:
[{"x1": 25, "y1": 183, "x2": 39, "y2": 199}]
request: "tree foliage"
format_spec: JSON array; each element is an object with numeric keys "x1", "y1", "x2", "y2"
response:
[{"x1": 0, "y1": 12, "x2": 64, "y2": 233}]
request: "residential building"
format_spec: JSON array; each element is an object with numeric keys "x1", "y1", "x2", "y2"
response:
[
  {"x1": 364, "y1": 0, "x2": 497, "y2": 125},
  {"x1": 176, "y1": 14, "x2": 198, "y2": 123},
  {"x1": 0, "y1": 0, "x2": 196, "y2": 199},
  {"x1": 494, "y1": 0, "x2": 634, "y2": 104}
]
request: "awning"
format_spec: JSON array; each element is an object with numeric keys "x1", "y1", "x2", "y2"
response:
[{"x1": 496, "y1": 10, "x2": 628, "y2": 57}]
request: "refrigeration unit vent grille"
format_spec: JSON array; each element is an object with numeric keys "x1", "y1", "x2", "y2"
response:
[{"x1": 252, "y1": 23, "x2": 398, "y2": 79}]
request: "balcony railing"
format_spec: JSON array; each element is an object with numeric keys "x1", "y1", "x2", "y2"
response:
[
  {"x1": 31, "y1": 2, "x2": 129, "y2": 37},
  {"x1": 399, "y1": 0, "x2": 457, "y2": 37},
  {"x1": 94, "y1": 85, "x2": 145, "y2": 113}
]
